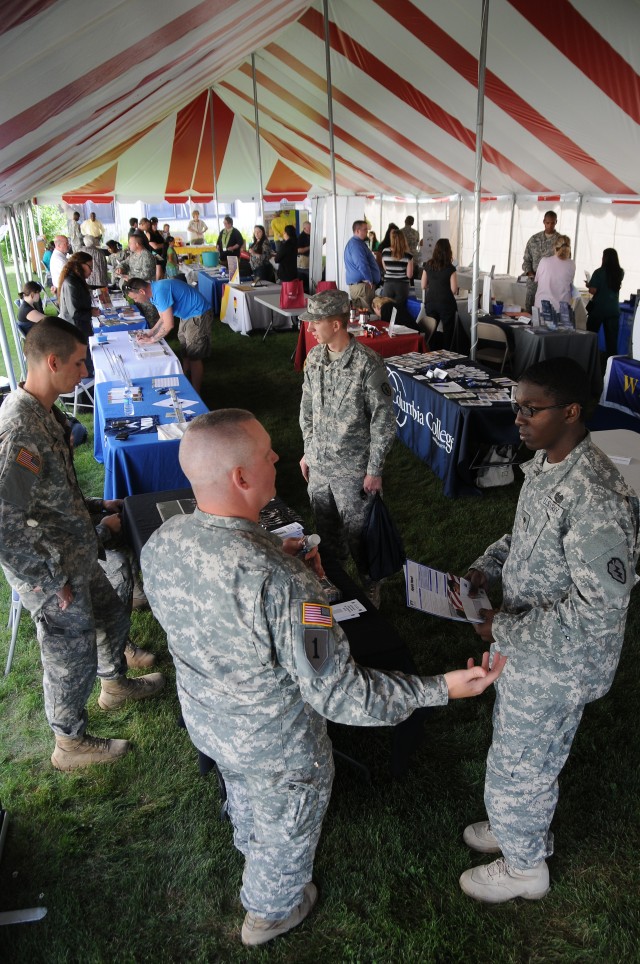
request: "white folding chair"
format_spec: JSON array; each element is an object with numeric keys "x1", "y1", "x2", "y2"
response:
[
  {"x1": 59, "y1": 378, "x2": 95, "y2": 417},
  {"x1": 476, "y1": 321, "x2": 512, "y2": 373}
]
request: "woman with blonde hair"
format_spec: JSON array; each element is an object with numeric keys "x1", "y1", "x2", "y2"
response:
[
  {"x1": 534, "y1": 235, "x2": 575, "y2": 311},
  {"x1": 380, "y1": 228, "x2": 414, "y2": 323}
]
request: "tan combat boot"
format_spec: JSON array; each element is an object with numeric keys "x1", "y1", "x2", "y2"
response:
[
  {"x1": 98, "y1": 672, "x2": 165, "y2": 711},
  {"x1": 51, "y1": 733, "x2": 130, "y2": 771},
  {"x1": 241, "y1": 883, "x2": 318, "y2": 947},
  {"x1": 125, "y1": 640, "x2": 156, "y2": 669}
]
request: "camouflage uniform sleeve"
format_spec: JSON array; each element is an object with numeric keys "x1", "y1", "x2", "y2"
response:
[
  {"x1": 492, "y1": 504, "x2": 638, "y2": 656},
  {"x1": 0, "y1": 437, "x2": 66, "y2": 591},
  {"x1": 468, "y1": 533, "x2": 512, "y2": 586},
  {"x1": 299, "y1": 362, "x2": 314, "y2": 453},
  {"x1": 363, "y1": 360, "x2": 396, "y2": 476},
  {"x1": 522, "y1": 237, "x2": 534, "y2": 275},
  {"x1": 267, "y1": 574, "x2": 449, "y2": 726}
]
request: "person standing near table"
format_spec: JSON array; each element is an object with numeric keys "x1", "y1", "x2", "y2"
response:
[
  {"x1": 50, "y1": 235, "x2": 70, "y2": 295},
  {"x1": 270, "y1": 210, "x2": 289, "y2": 253},
  {"x1": 381, "y1": 228, "x2": 414, "y2": 324},
  {"x1": 216, "y1": 216, "x2": 244, "y2": 266},
  {"x1": 459, "y1": 357, "x2": 639, "y2": 903},
  {"x1": 299, "y1": 289, "x2": 395, "y2": 606},
  {"x1": 587, "y1": 248, "x2": 624, "y2": 358},
  {"x1": 125, "y1": 277, "x2": 212, "y2": 394},
  {"x1": 534, "y1": 236, "x2": 575, "y2": 313},
  {"x1": 275, "y1": 225, "x2": 298, "y2": 282},
  {"x1": 187, "y1": 210, "x2": 208, "y2": 245},
  {"x1": 402, "y1": 215, "x2": 420, "y2": 274},
  {"x1": 141, "y1": 408, "x2": 506, "y2": 947},
  {"x1": 522, "y1": 211, "x2": 561, "y2": 312},
  {"x1": 344, "y1": 220, "x2": 381, "y2": 310},
  {"x1": 248, "y1": 225, "x2": 275, "y2": 282},
  {"x1": 421, "y1": 238, "x2": 458, "y2": 349},
  {"x1": 67, "y1": 211, "x2": 83, "y2": 252},
  {"x1": 0, "y1": 318, "x2": 164, "y2": 771},
  {"x1": 80, "y1": 211, "x2": 104, "y2": 243}
]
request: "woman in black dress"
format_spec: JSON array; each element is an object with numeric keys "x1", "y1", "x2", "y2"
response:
[
  {"x1": 275, "y1": 224, "x2": 298, "y2": 282},
  {"x1": 17, "y1": 280, "x2": 46, "y2": 337},
  {"x1": 421, "y1": 238, "x2": 458, "y2": 349},
  {"x1": 58, "y1": 252, "x2": 99, "y2": 375}
]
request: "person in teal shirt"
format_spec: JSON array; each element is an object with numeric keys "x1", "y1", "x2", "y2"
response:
[{"x1": 587, "y1": 248, "x2": 624, "y2": 358}]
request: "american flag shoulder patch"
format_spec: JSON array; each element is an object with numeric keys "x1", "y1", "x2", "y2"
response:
[
  {"x1": 16, "y1": 448, "x2": 41, "y2": 475},
  {"x1": 301, "y1": 601, "x2": 333, "y2": 627}
]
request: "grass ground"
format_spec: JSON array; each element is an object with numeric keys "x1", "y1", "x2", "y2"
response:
[{"x1": 0, "y1": 270, "x2": 639, "y2": 962}]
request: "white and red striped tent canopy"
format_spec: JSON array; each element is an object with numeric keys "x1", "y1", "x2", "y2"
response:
[{"x1": 1, "y1": 0, "x2": 638, "y2": 206}]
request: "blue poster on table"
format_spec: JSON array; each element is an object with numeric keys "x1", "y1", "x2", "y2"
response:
[
  {"x1": 601, "y1": 356, "x2": 640, "y2": 420},
  {"x1": 387, "y1": 367, "x2": 462, "y2": 497}
]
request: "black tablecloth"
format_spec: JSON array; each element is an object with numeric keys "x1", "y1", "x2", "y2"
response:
[{"x1": 123, "y1": 488, "x2": 429, "y2": 778}]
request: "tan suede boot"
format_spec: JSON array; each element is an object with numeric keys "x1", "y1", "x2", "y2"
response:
[
  {"x1": 51, "y1": 733, "x2": 130, "y2": 771},
  {"x1": 125, "y1": 640, "x2": 156, "y2": 669},
  {"x1": 98, "y1": 673, "x2": 165, "y2": 711}
]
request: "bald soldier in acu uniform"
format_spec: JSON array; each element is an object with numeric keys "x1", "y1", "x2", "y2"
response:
[
  {"x1": 459, "y1": 358, "x2": 640, "y2": 904},
  {"x1": 141, "y1": 409, "x2": 506, "y2": 947}
]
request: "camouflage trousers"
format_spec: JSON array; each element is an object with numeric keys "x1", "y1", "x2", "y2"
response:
[
  {"x1": 485, "y1": 675, "x2": 584, "y2": 870},
  {"x1": 19, "y1": 563, "x2": 129, "y2": 739},
  {"x1": 307, "y1": 471, "x2": 374, "y2": 582},
  {"x1": 525, "y1": 278, "x2": 537, "y2": 313},
  {"x1": 219, "y1": 755, "x2": 334, "y2": 919},
  {"x1": 99, "y1": 546, "x2": 135, "y2": 609}
]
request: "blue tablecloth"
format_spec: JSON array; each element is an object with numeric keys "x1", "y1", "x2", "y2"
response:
[
  {"x1": 406, "y1": 296, "x2": 422, "y2": 322},
  {"x1": 597, "y1": 303, "x2": 634, "y2": 355},
  {"x1": 94, "y1": 375, "x2": 208, "y2": 499},
  {"x1": 196, "y1": 270, "x2": 226, "y2": 314},
  {"x1": 600, "y1": 356, "x2": 640, "y2": 420},
  {"x1": 387, "y1": 361, "x2": 519, "y2": 497}
]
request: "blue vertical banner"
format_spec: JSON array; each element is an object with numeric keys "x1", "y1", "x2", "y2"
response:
[
  {"x1": 387, "y1": 367, "x2": 463, "y2": 497},
  {"x1": 601, "y1": 357, "x2": 640, "y2": 420}
]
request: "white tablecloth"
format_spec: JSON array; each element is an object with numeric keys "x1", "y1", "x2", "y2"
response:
[{"x1": 89, "y1": 331, "x2": 182, "y2": 385}]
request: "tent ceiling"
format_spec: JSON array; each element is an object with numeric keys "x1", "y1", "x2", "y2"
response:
[{"x1": 1, "y1": 0, "x2": 638, "y2": 205}]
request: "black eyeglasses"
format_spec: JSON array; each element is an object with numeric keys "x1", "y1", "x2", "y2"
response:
[{"x1": 511, "y1": 401, "x2": 569, "y2": 418}]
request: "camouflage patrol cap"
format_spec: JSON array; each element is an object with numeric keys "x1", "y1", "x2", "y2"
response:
[{"x1": 299, "y1": 289, "x2": 350, "y2": 321}]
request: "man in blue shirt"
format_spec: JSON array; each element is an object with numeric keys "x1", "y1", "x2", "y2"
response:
[
  {"x1": 344, "y1": 220, "x2": 380, "y2": 310},
  {"x1": 124, "y1": 278, "x2": 213, "y2": 394}
]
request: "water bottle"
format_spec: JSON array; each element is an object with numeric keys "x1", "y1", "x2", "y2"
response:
[{"x1": 123, "y1": 386, "x2": 134, "y2": 416}]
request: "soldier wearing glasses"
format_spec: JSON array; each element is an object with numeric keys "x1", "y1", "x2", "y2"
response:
[{"x1": 459, "y1": 357, "x2": 639, "y2": 904}]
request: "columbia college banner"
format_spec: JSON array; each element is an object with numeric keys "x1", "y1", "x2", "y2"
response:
[
  {"x1": 601, "y1": 357, "x2": 640, "y2": 420},
  {"x1": 387, "y1": 367, "x2": 463, "y2": 498}
]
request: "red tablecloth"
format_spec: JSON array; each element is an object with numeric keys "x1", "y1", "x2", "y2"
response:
[{"x1": 294, "y1": 323, "x2": 425, "y2": 371}]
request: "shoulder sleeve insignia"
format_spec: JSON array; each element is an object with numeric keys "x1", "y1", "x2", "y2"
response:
[
  {"x1": 301, "y1": 601, "x2": 333, "y2": 627},
  {"x1": 607, "y1": 557, "x2": 626, "y2": 584},
  {"x1": 16, "y1": 448, "x2": 41, "y2": 475},
  {"x1": 302, "y1": 627, "x2": 332, "y2": 675}
]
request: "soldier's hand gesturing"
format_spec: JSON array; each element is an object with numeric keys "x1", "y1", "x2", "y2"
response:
[{"x1": 444, "y1": 651, "x2": 506, "y2": 698}]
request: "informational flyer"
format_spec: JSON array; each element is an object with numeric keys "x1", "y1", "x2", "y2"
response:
[{"x1": 404, "y1": 560, "x2": 492, "y2": 623}]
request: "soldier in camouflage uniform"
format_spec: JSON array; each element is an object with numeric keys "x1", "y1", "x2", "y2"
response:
[
  {"x1": 0, "y1": 319, "x2": 164, "y2": 771},
  {"x1": 299, "y1": 290, "x2": 396, "y2": 604},
  {"x1": 141, "y1": 409, "x2": 505, "y2": 946},
  {"x1": 459, "y1": 358, "x2": 639, "y2": 903},
  {"x1": 115, "y1": 232, "x2": 160, "y2": 326},
  {"x1": 522, "y1": 211, "x2": 561, "y2": 312}
]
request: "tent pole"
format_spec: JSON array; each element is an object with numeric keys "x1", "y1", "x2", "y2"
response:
[
  {"x1": 0, "y1": 308, "x2": 18, "y2": 390},
  {"x1": 251, "y1": 55, "x2": 266, "y2": 227},
  {"x1": 19, "y1": 204, "x2": 32, "y2": 275},
  {"x1": 457, "y1": 195, "x2": 462, "y2": 264},
  {"x1": 322, "y1": 0, "x2": 340, "y2": 287},
  {"x1": 27, "y1": 202, "x2": 44, "y2": 287},
  {"x1": 0, "y1": 247, "x2": 26, "y2": 381},
  {"x1": 507, "y1": 194, "x2": 516, "y2": 275},
  {"x1": 470, "y1": 0, "x2": 490, "y2": 361},
  {"x1": 7, "y1": 212, "x2": 26, "y2": 293},
  {"x1": 379, "y1": 195, "x2": 383, "y2": 238},
  {"x1": 208, "y1": 88, "x2": 221, "y2": 232},
  {"x1": 573, "y1": 194, "x2": 583, "y2": 266},
  {"x1": 35, "y1": 201, "x2": 43, "y2": 235}
]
